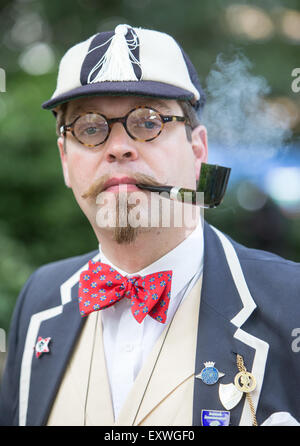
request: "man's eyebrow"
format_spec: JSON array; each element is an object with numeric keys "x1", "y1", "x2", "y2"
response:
[
  {"x1": 66, "y1": 107, "x2": 86, "y2": 123},
  {"x1": 139, "y1": 99, "x2": 174, "y2": 114}
]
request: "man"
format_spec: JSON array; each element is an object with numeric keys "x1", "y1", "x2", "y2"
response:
[{"x1": 0, "y1": 24, "x2": 300, "y2": 427}]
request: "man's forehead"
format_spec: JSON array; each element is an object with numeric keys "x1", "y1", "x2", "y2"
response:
[{"x1": 65, "y1": 96, "x2": 180, "y2": 119}]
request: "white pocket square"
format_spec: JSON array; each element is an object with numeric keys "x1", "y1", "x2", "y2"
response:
[{"x1": 261, "y1": 412, "x2": 300, "y2": 426}]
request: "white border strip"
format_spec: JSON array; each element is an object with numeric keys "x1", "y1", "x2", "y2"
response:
[
  {"x1": 234, "y1": 328, "x2": 269, "y2": 426},
  {"x1": 19, "y1": 253, "x2": 100, "y2": 426},
  {"x1": 210, "y1": 226, "x2": 256, "y2": 328},
  {"x1": 19, "y1": 306, "x2": 62, "y2": 426},
  {"x1": 210, "y1": 226, "x2": 269, "y2": 425},
  {"x1": 60, "y1": 253, "x2": 100, "y2": 305}
]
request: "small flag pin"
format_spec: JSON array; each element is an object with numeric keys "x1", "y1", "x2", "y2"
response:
[{"x1": 35, "y1": 336, "x2": 51, "y2": 359}]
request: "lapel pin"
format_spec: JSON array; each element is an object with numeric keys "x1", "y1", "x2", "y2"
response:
[
  {"x1": 196, "y1": 361, "x2": 225, "y2": 385},
  {"x1": 35, "y1": 336, "x2": 51, "y2": 358},
  {"x1": 234, "y1": 356, "x2": 256, "y2": 393},
  {"x1": 234, "y1": 354, "x2": 258, "y2": 426},
  {"x1": 201, "y1": 409, "x2": 230, "y2": 426},
  {"x1": 234, "y1": 370, "x2": 256, "y2": 393}
]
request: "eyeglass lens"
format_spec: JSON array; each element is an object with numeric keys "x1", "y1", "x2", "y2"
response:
[{"x1": 73, "y1": 108, "x2": 163, "y2": 145}]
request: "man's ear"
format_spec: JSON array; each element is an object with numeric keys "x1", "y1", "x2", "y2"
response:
[
  {"x1": 191, "y1": 125, "x2": 208, "y2": 181},
  {"x1": 57, "y1": 136, "x2": 71, "y2": 188}
]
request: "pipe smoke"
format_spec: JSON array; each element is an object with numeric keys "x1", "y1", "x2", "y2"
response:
[{"x1": 201, "y1": 52, "x2": 292, "y2": 161}]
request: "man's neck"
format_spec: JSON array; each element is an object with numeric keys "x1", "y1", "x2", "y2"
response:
[{"x1": 96, "y1": 225, "x2": 198, "y2": 273}]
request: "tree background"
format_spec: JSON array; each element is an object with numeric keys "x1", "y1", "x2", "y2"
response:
[{"x1": 0, "y1": 0, "x2": 299, "y2": 348}]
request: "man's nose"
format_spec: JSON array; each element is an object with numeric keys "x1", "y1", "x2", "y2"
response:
[{"x1": 103, "y1": 122, "x2": 139, "y2": 163}]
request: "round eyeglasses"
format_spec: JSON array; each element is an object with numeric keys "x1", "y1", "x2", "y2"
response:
[{"x1": 60, "y1": 106, "x2": 186, "y2": 147}]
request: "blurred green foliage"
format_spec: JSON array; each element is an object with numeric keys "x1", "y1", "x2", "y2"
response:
[{"x1": 0, "y1": 0, "x2": 300, "y2": 332}]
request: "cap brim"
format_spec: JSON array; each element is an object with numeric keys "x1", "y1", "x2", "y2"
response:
[{"x1": 42, "y1": 80, "x2": 195, "y2": 109}]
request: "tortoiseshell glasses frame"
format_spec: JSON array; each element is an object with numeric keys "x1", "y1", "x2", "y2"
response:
[{"x1": 60, "y1": 105, "x2": 187, "y2": 148}]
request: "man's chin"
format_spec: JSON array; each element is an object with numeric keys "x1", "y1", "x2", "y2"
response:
[{"x1": 112, "y1": 224, "x2": 139, "y2": 245}]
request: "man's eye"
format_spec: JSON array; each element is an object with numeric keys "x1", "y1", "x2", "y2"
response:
[
  {"x1": 84, "y1": 126, "x2": 98, "y2": 135},
  {"x1": 76, "y1": 125, "x2": 105, "y2": 137},
  {"x1": 134, "y1": 118, "x2": 161, "y2": 129},
  {"x1": 144, "y1": 120, "x2": 157, "y2": 129}
]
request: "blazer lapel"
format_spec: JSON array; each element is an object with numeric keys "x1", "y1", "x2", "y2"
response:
[
  {"x1": 25, "y1": 297, "x2": 84, "y2": 426},
  {"x1": 20, "y1": 252, "x2": 100, "y2": 426},
  {"x1": 193, "y1": 224, "x2": 269, "y2": 426}
]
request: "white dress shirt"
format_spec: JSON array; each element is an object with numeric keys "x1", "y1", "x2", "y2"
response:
[{"x1": 99, "y1": 221, "x2": 204, "y2": 420}]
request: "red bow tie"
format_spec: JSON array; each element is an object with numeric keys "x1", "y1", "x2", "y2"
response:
[{"x1": 78, "y1": 261, "x2": 173, "y2": 324}]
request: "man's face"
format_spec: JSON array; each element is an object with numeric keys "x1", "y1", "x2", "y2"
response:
[{"x1": 57, "y1": 95, "x2": 208, "y2": 242}]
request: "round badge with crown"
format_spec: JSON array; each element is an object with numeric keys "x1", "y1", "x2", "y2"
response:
[{"x1": 196, "y1": 361, "x2": 225, "y2": 385}]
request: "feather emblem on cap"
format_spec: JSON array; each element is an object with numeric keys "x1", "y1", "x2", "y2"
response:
[{"x1": 86, "y1": 24, "x2": 142, "y2": 83}]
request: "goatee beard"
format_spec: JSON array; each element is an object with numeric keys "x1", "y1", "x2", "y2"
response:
[
  {"x1": 82, "y1": 172, "x2": 165, "y2": 245},
  {"x1": 113, "y1": 193, "x2": 138, "y2": 244}
]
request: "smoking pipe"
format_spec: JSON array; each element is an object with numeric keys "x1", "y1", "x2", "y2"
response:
[{"x1": 136, "y1": 163, "x2": 231, "y2": 208}]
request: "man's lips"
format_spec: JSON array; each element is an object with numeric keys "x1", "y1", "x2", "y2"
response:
[
  {"x1": 102, "y1": 177, "x2": 140, "y2": 192},
  {"x1": 81, "y1": 173, "x2": 165, "y2": 200}
]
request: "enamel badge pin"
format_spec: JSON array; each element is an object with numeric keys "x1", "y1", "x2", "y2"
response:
[
  {"x1": 35, "y1": 336, "x2": 51, "y2": 358},
  {"x1": 219, "y1": 383, "x2": 243, "y2": 410},
  {"x1": 196, "y1": 362, "x2": 225, "y2": 385},
  {"x1": 201, "y1": 409, "x2": 230, "y2": 426}
]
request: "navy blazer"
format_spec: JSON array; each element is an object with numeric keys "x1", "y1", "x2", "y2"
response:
[{"x1": 0, "y1": 222, "x2": 300, "y2": 426}]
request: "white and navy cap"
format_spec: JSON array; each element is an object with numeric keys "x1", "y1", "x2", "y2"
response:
[{"x1": 42, "y1": 24, "x2": 205, "y2": 112}]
